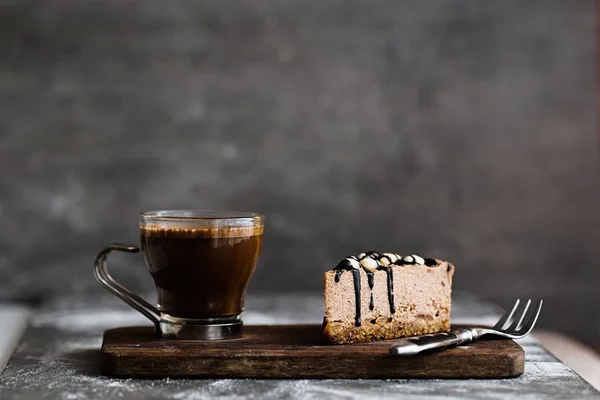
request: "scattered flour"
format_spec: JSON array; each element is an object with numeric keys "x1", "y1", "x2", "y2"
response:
[
  {"x1": 2, "y1": 295, "x2": 596, "y2": 399},
  {"x1": 31, "y1": 308, "x2": 320, "y2": 334},
  {"x1": 32, "y1": 309, "x2": 148, "y2": 333}
]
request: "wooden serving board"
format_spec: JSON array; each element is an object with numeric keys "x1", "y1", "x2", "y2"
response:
[{"x1": 101, "y1": 325, "x2": 524, "y2": 379}]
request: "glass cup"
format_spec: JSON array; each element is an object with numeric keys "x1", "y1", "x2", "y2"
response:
[{"x1": 94, "y1": 210, "x2": 264, "y2": 339}]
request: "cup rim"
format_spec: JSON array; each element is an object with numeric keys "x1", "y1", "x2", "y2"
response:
[{"x1": 140, "y1": 209, "x2": 263, "y2": 222}]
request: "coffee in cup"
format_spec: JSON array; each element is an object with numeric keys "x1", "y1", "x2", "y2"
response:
[{"x1": 94, "y1": 210, "x2": 264, "y2": 340}]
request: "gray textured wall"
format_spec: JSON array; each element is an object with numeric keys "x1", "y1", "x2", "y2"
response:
[{"x1": 0, "y1": 0, "x2": 598, "y2": 341}]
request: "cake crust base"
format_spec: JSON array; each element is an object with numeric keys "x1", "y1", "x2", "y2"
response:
[{"x1": 323, "y1": 315, "x2": 450, "y2": 345}]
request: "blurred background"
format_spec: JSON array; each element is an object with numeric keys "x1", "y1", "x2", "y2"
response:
[{"x1": 0, "y1": 1, "x2": 598, "y2": 344}]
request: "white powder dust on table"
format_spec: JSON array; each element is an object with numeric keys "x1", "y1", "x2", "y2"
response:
[{"x1": 1, "y1": 294, "x2": 598, "y2": 400}]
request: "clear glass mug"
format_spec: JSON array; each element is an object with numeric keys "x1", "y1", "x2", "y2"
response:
[{"x1": 94, "y1": 210, "x2": 264, "y2": 339}]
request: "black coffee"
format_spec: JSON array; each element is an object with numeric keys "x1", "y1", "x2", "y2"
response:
[{"x1": 140, "y1": 225, "x2": 263, "y2": 319}]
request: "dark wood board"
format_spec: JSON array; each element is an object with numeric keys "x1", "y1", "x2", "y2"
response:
[{"x1": 101, "y1": 325, "x2": 524, "y2": 379}]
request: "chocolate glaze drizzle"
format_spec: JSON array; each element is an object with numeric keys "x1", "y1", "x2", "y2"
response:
[
  {"x1": 334, "y1": 270, "x2": 343, "y2": 283},
  {"x1": 424, "y1": 258, "x2": 437, "y2": 267},
  {"x1": 366, "y1": 271, "x2": 374, "y2": 289},
  {"x1": 384, "y1": 267, "x2": 395, "y2": 314},
  {"x1": 366, "y1": 270, "x2": 375, "y2": 311},
  {"x1": 351, "y1": 269, "x2": 361, "y2": 326},
  {"x1": 332, "y1": 251, "x2": 440, "y2": 327}
]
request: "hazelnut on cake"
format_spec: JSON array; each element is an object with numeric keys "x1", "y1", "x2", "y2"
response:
[{"x1": 323, "y1": 251, "x2": 454, "y2": 344}]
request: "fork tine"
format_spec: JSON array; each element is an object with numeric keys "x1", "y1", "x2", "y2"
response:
[
  {"x1": 493, "y1": 299, "x2": 521, "y2": 330},
  {"x1": 508, "y1": 299, "x2": 532, "y2": 331},
  {"x1": 516, "y1": 299, "x2": 543, "y2": 334},
  {"x1": 515, "y1": 299, "x2": 537, "y2": 331}
]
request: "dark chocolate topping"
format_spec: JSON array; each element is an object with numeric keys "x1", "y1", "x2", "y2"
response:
[
  {"x1": 385, "y1": 268, "x2": 395, "y2": 314},
  {"x1": 366, "y1": 271, "x2": 374, "y2": 289},
  {"x1": 401, "y1": 255, "x2": 416, "y2": 265},
  {"x1": 365, "y1": 251, "x2": 380, "y2": 259},
  {"x1": 334, "y1": 258, "x2": 354, "y2": 270},
  {"x1": 351, "y1": 269, "x2": 361, "y2": 327},
  {"x1": 424, "y1": 258, "x2": 437, "y2": 267},
  {"x1": 334, "y1": 269, "x2": 343, "y2": 283}
]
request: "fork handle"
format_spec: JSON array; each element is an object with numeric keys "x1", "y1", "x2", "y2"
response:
[{"x1": 389, "y1": 328, "x2": 477, "y2": 356}]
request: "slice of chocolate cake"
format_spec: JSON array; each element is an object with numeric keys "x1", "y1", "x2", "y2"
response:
[{"x1": 323, "y1": 252, "x2": 454, "y2": 344}]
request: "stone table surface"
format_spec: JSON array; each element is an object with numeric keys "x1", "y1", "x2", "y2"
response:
[{"x1": 0, "y1": 293, "x2": 598, "y2": 400}]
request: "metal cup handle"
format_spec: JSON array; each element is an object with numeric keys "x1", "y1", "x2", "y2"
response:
[{"x1": 94, "y1": 243, "x2": 160, "y2": 330}]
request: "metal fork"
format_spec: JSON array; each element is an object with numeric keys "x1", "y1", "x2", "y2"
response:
[{"x1": 389, "y1": 299, "x2": 543, "y2": 356}]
